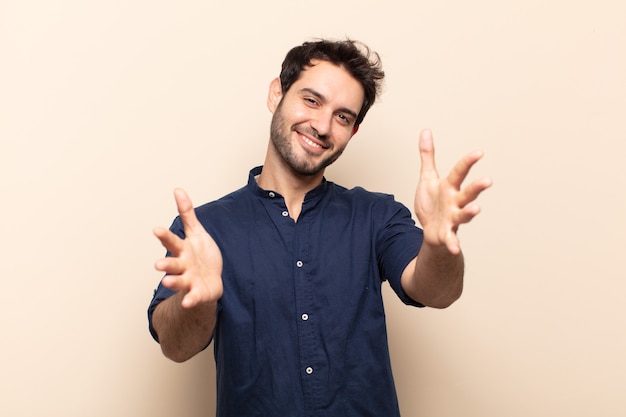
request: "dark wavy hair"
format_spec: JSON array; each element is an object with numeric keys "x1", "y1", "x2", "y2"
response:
[{"x1": 279, "y1": 39, "x2": 385, "y2": 126}]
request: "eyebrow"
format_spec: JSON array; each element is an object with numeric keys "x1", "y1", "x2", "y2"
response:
[{"x1": 299, "y1": 88, "x2": 359, "y2": 121}]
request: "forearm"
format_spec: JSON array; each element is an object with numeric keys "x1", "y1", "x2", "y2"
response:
[
  {"x1": 152, "y1": 291, "x2": 218, "y2": 362},
  {"x1": 401, "y1": 242, "x2": 464, "y2": 308}
]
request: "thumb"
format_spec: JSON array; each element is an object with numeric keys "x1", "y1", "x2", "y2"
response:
[{"x1": 173, "y1": 188, "x2": 201, "y2": 233}]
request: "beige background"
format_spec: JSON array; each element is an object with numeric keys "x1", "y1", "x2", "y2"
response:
[{"x1": 2, "y1": 0, "x2": 625, "y2": 416}]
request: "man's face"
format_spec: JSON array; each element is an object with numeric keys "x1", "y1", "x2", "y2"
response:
[{"x1": 268, "y1": 60, "x2": 365, "y2": 176}]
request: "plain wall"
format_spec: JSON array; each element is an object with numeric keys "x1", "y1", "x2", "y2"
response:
[{"x1": 2, "y1": 1, "x2": 624, "y2": 416}]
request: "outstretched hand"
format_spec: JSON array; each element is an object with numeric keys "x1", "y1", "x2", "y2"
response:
[
  {"x1": 153, "y1": 189, "x2": 223, "y2": 309},
  {"x1": 415, "y1": 129, "x2": 492, "y2": 255}
]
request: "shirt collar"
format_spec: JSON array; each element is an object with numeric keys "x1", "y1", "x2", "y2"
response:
[{"x1": 247, "y1": 166, "x2": 329, "y2": 203}]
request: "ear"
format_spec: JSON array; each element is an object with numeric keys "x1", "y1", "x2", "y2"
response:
[
  {"x1": 351, "y1": 124, "x2": 360, "y2": 136},
  {"x1": 267, "y1": 78, "x2": 283, "y2": 113}
]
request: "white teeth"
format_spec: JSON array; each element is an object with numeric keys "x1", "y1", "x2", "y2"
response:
[{"x1": 303, "y1": 136, "x2": 322, "y2": 148}]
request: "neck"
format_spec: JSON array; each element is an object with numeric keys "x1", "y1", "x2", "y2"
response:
[{"x1": 257, "y1": 148, "x2": 324, "y2": 221}]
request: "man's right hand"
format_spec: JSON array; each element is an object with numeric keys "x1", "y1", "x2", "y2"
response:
[{"x1": 153, "y1": 188, "x2": 224, "y2": 309}]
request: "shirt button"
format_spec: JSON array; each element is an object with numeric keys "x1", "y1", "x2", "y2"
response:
[
  {"x1": 268, "y1": 192, "x2": 276, "y2": 198},
  {"x1": 305, "y1": 367, "x2": 313, "y2": 375},
  {"x1": 281, "y1": 210, "x2": 289, "y2": 217},
  {"x1": 301, "y1": 313, "x2": 309, "y2": 321},
  {"x1": 296, "y1": 260, "x2": 303, "y2": 268}
]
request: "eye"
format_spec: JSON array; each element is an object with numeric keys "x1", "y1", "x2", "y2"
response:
[
  {"x1": 336, "y1": 113, "x2": 352, "y2": 126},
  {"x1": 304, "y1": 97, "x2": 319, "y2": 106}
]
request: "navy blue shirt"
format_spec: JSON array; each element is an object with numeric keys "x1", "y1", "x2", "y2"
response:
[{"x1": 148, "y1": 166, "x2": 424, "y2": 417}]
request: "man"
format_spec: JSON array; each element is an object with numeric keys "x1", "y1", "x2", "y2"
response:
[{"x1": 148, "y1": 39, "x2": 491, "y2": 416}]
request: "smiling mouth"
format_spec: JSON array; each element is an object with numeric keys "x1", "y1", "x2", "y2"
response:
[
  {"x1": 302, "y1": 135, "x2": 324, "y2": 149},
  {"x1": 295, "y1": 127, "x2": 328, "y2": 151}
]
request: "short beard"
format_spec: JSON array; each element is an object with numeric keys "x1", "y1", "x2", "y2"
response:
[{"x1": 269, "y1": 101, "x2": 344, "y2": 176}]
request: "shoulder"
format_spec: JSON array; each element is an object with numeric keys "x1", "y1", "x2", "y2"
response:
[
  {"x1": 194, "y1": 185, "x2": 248, "y2": 218},
  {"x1": 323, "y1": 183, "x2": 415, "y2": 229},
  {"x1": 329, "y1": 183, "x2": 404, "y2": 211},
  {"x1": 168, "y1": 185, "x2": 250, "y2": 237}
]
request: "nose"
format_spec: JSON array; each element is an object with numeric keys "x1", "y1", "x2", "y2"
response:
[{"x1": 310, "y1": 111, "x2": 333, "y2": 139}]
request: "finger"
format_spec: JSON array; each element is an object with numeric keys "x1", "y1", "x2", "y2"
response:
[
  {"x1": 181, "y1": 283, "x2": 210, "y2": 308},
  {"x1": 161, "y1": 274, "x2": 190, "y2": 292},
  {"x1": 173, "y1": 188, "x2": 202, "y2": 233},
  {"x1": 419, "y1": 129, "x2": 439, "y2": 181},
  {"x1": 181, "y1": 291, "x2": 199, "y2": 309},
  {"x1": 447, "y1": 150, "x2": 484, "y2": 189},
  {"x1": 153, "y1": 227, "x2": 184, "y2": 256},
  {"x1": 444, "y1": 232, "x2": 461, "y2": 255},
  {"x1": 455, "y1": 203, "x2": 482, "y2": 225},
  {"x1": 182, "y1": 276, "x2": 224, "y2": 308},
  {"x1": 155, "y1": 256, "x2": 186, "y2": 276},
  {"x1": 457, "y1": 177, "x2": 493, "y2": 208}
]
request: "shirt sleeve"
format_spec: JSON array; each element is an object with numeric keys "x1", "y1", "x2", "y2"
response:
[{"x1": 374, "y1": 195, "x2": 425, "y2": 307}]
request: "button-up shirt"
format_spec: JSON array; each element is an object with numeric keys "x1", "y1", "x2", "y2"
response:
[{"x1": 148, "y1": 166, "x2": 424, "y2": 417}]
